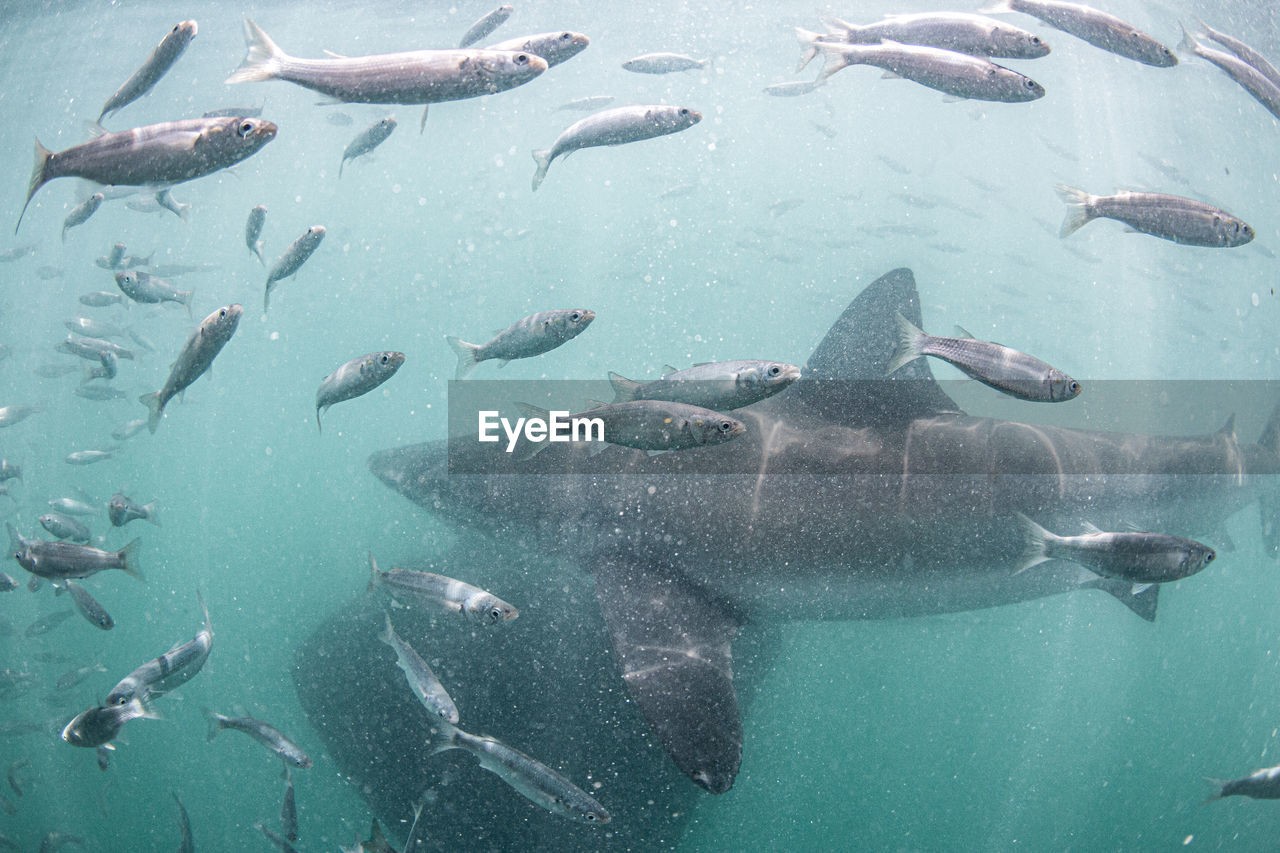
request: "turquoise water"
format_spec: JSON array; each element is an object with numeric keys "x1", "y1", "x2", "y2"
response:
[{"x1": 1, "y1": 0, "x2": 1279, "y2": 849}]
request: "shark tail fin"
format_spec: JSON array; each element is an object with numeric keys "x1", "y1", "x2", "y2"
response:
[
  {"x1": 608, "y1": 371, "x2": 641, "y2": 403},
  {"x1": 445, "y1": 335, "x2": 481, "y2": 380},
  {"x1": 885, "y1": 312, "x2": 927, "y2": 375},
  {"x1": 1257, "y1": 402, "x2": 1280, "y2": 558},
  {"x1": 17, "y1": 137, "x2": 53, "y2": 234},
  {"x1": 226, "y1": 19, "x2": 286, "y2": 84},
  {"x1": 1014, "y1": 512, "x2": 1055, "y2": 575},
  {"x1": 1054, "y1": 184, "x2": 1095, "y2": 238},
  {"x1": 531, "y1": 149, "x2": 553, "y2": 191}
]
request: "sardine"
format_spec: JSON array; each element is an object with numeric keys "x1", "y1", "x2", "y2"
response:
[
  {"x1": 1178, "y1": 28, "x2": 1280, "y2": 122},
  {"x1": 531, "y1": 106, "x2": 701, "y2": 190},
  {"x1": 60, "y1": 581, "x2": 114, "y2": 631},
  {"x1": 621, "y1": 53, "x2": 710, "y2": 73},
  {"x1": 763, "y1": 81, "x2": 820, "y2": 96},
  {"x1": 556, "y1": 95, "x2": 615, "y2": 111},
  {"x1": 0, "y1": 460, "x2": 19, "y2": 483},
  {"x1": 447, "y1": 309, "x2": 594, "y2": 379},
  {"x1": 368, "y1": 554, "x2": 519, "y2": 624},
  {"x1": 73, "y1": 386, "x2": 128, "y2": 402},
  {"x1": 139, "y1": 303, "x2": 243, "y2": 433},
  {"x1": 203, "y1": 104, "x2": 264, "y2": 118},
  {"x1": 98, "y1": 20, "x2": 198, "y2": 122},
  {"x1": 1015, "y1": 514, "x2": 1216, "y2": 585},
  {"x1": 65, "y1": 317, "x2": 124, "y2": 339},
  {"x1": 609, "y1": 360, "x2": 801, "y2": 410},
  {"x1": 810, "y1": 39, "x2": 1045, "y2": 101},
  {"x1": 255, "y1": 821, "x2": 301, "y2": 853},
  {"x1": 79, "y1": 291, "x2": 126, "y2": 308},
  {"x1": 61, "y1": 697, "x2": 156, "y2": 748},
  {"x1": 0, "y1": 406, "x2": 43, "y2": 427},
  {"x1": 1056, "y1": 185, "x2": 1254, "y2": 247},
  {"x1": 487, "y1": 31, "x2": 590, "y2": 68},
  {"x1": 39, "y1": 513, "x2": 91, "y2": 543},
  {"x1": 112, "y1": 419, "x2": 148, "y2": 441},
  {"x1": 379, "y1": 613, "x2": 460, "y2": 723},
  {"x1": 7, "y1": 524, "x2": 142, "y2": 581},
  {"x1": 108, "y1": 493, "x2": 160, "y2": 528},
  {"x1": 56, "y1": 335, "x2": 135, "y2": 362},
  {"x1": 458, "y1": 5, "x2": 515, "y2": 48},
  {"x1": 47, "y1": 498, "x2": 98, "y2": 517},
  {"x1": 1205, "y1": 764, "x2": 1280, "y2": 803},
  {"x1": 980, "y1": 0, "x2": 1175, "y2": 67},
  {"x1": 245, "y1": 204, "x2": 267, "y2": 264},
  {"x1": 114, "y1": 270, "x2": 194, "y2": 314},
  {"x1": 799, "y1": 12, "x2": 1048, "y2": 71},
  {"x1": 517, "y1": 400, "x2": 746, "y2": 457},
  {"x1": 55, "y1": 663, "x2": 108, "y2": 691},
  {"x1": 106, "y1": 595, "x2": 212, "y2": 705},
  {"x1": 1198, "y1": 19, "x2": 1280, "y2": 90},
  {"x1": 65, "y1": 449, "x2": 116, "y2": 464},
  {"x1": 204, "y1": 709, "x2": 312, "y2": 769},
  {"x1": 62, "y1": 193, "x2": 104, "y2": 243},
  {"x1": 340, "y1": 117, "x2": 397, "y2": 177},
  {"x1": 315, "y1": 351, "x2": 405, "y2": 432},
  {"x1": 264, "y1": 227, "x2": 325, "y2": 311}
]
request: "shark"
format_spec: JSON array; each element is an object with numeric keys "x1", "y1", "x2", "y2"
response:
[{"x1": 362, "y1": 266, "x2": 1280, "y2": 802}]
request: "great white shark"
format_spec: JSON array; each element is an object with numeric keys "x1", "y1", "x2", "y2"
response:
[{"x1": 361, "y1": 267, "x2": 1280, "y2": 802}]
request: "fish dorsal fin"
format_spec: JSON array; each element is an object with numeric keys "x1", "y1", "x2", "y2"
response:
[
  {"x1": 791, "y1": 267, "x2": 960, "y2": 424},
  {"x1": 953, "y1": 325, "x2": 975, "y2": 340},
  {"x1": 1081, "y1": 521, "x2": 1104, "y2": 535},
  {"x1": 662, "y1": 364, "x2": 679, "y2": 376},
  {"x1": 323, "y1": 49, "x2": 348, "y2": 58}
]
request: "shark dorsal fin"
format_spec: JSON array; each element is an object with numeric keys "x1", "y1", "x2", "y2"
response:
[{"x1": 792, "y1": 267, "x2": 960, "y2": 424}]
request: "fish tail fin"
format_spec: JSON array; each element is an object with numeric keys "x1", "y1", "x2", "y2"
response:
[
  {"x1": 794, "y1": 28, "x2": 824, "y2": 72},
  {"x1": 6, "y1": 523, "x2": 21, "y2": 558},
  {"x1": 885, "y1": 312, "x2": 927, "y2": 374},
  {"x1": 1014, "y1": 512, "x2": 1055, "y2": 575},
  {"x1": 316, "y1": 406, "x2": 323, "y2": 434},
  {"x1": 531, "y1": 149, "x2": 552, "y2": 191},
  {"x1": 378, "y1": 611, "x2": 395, "y2": 646},
  {"x1": 338, "y1": 157, "x2": 345, "y2": 179},
  {"x1": 1177, "y1": 23, "x2": 1201, "y2": 58},
  {"x1": 1054, "y1": 183, "x2": 1095, "y2": 238},
  {"x1": 142, "y1": 502, "x2": 161, "y2": 528},
  {"x1": 253, "y1": 241, "x2": 264, "y2": 265},
  {"x1": 202, "y1": 707, "x2": 224, "y2": 742},
  {"x1": 1201, "y1": 778, "x2": 1229, "y2": 804},
  {"x1": 1257, "y1": 402, "x2": 1280, "y2": 559},
  {"x1": 608, "y1": 371, "x2": 640, "y2": 403},
  {"x1": 978, "y1": 0, "x2": 1014, "y2": 13},
  {"x1": 366, "y1": 552, "x2": 380, "y2": 593},
  {"x1": 118, "y1": 538, "x2": 144, "y2": 582},
  {"x1": 139, "y1": 392, "x2": 163, "y2": 433},
  {"x1": 428, "y1": 717, "x2": 462, "y2": 754},
  {"x1": 445, "y1": 335, "x2": 481, "y2": 379},
  {"x1": 226, "y1": 19, "x2": 286, "y2": 84},
  {"x1": 181, "y1": 289, "x2": 195, "y2": 320},
  {"x1": 17, "y1": 138, "x2": 53, "y2": 234}
]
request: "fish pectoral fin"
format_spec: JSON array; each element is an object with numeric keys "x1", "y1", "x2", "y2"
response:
[
  {"x1": 592, "y1": 553, "x2": 742, "y2": 795},
  {"x1": 1084, "y1": 575, "x2": 1160, "y2": 623}
]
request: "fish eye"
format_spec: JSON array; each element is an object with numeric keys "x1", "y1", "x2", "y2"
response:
[
  {"x1": 1069, "y1": 381, "x2": 1080, "y2": 393},
  {"x1": 490, "y1": 607, "x2": 503, "y2": 622},
  {"x1": 515, "y1": 53, "x2": 529, "y2": 65},
  {"x1": 238, "y1": 120, "x2": 254, "y2": 137},
  {"x1": 1031, "y1": 36, "x2": 1042, "y2": 45},
  {"x1": 1205, "y1": 552, "x2": 1215, "y2": 563},
  {"x1": 219, "y1": 308, "x2": 227, "y2": 317},
  {"x1": 768, "y1": 365, "x2": 781, "y2": 376},
  {"x1": 560, "y1": 32, "x2": 572, "y2": 40},
  {"x1": 679, "y1": 108, "x2": 689, "y2": 116},
  {"x1": 570, "y1": 311, "x2": 582, "y2": 321},
  {"x1": 719, "y1": 421, "x2": 733, "y2": 433},
  {"x1": 1024, "y1": 78, "x2": 1036, "y2": 88},
  {"x1": 380, "y1": 354, "x2": 390, "y2": 364},
  {"x1": 586, "y1": 813, "x2": 597, "y2": 821}
]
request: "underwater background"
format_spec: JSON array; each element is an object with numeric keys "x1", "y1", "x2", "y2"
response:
[{"x1": 1, "y1": 0, "x2": 1279, "y2": 849}]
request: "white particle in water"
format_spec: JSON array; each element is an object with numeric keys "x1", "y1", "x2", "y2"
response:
[{"x1": 1252, "y1": 292, "x2": 1260, "y2": 307}]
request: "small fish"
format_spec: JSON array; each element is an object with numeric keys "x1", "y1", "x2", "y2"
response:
[
  {"x1": 24, "y1": 609, "x2": 76, "y2": 638},
  {"x1": 430, "y1": 718, "x2": 610, "y2": 824},
  {"x1": 174, "y1": 792, "x2": 194, "y2": 852},
  {"x1": 621, "y1": 52, "x2": 710, "y2": 73},
  {"x1": 97, "y1": 746, "x2": 111, "y2": 771},
  {"x1": 8, "y1": 523, "x2": 142, "y2": 581},
  {"x1": 36, "y1": 265, "x2": 64, "y2": 280},
  {"x1": 55, "y1": 663, "x2": 108, "y2": 691},
  {"x1": 18, "y1": 117, "x2": 277, "y2": 233},
  {"x1": 108, "y1": 493, "x2": 160, "y2": 528},
  {"x1": 446, "y1": 308, "x2": 594, "y2": 379},
  {"x1": 316, "y1": 351, "x2": 405, "y2": 432},
  {"x1": 83, "y1": 350, "x2": 119, "y2": 383},
  {"x1": 458, "y1": 5, "x2": 515, "y2": 48},
  {"x1": 1055, "y1": 185, "x2": 1254, "y2": 247},
  {"x1": 154, "y1": 188, "x2": 190, "y2": 222},
  {"x1": 112, "y1": 419, "x2": 149, "y2": 441},
  {"x1": 1015, "y1": 513, "x2": 1216, "y2": 585},
  {"x1": 48, "y1": 497, "x2": 98, "y2": 517},
  {"x1": 127, "y1": 329, "x2": 157, "y2": 353},
  {"x1": 60, "y1": 580, "x2": 115, "y2": 630},
  {"x1": 79, "y1": 291, "x2": 127, "y2": 308},
  {"x1": 57, "y1": 335, "x2": 135, "y2": 362},
  {"x1": 62, "y1": 193, "x2": 104, "y2": 242},
  {"x1": 264, "y1": 227, "x2": 325, "y2": 311},
  {"x1": 0, "y1": 460, "x2": 20, "y2": 482},
  {"x1": 1198, "y1": 19, "x2": 1280, "y2": 91},
  {"x1": 245, "y1": 204, "x2": 267, "y2": 264},
  {"x1": 6, "y1": 759, "x2": 28, "y2": 796},
  {"x1": 325, "y1": 112, "x2": 354, "y2": 126},
  {"x1": 0, "y1": 794, "x2": 13, "y2": 815},
  {"x1": 556, "y1": 95, "x2": 615, "y2": 111},
  {"x1": 39, "y1": 513, "x2": 91, "y2": 543},
  {"x1": 255, "y1": 821, "x2": 301, "y2": 853},
  {"x1": 0, "y1": 245, "x2": 35, "y2": 262},
  {"x1": 203, "y1": 104, "x2": 264, "y2": 118},
  {"x1": 532, "y1": 106, "x2": 701, "y2": 190},
  {"x1": 799, "y1": 12, "x2": 1049, "y2": 71},
  {"x1": 609, "y1": 360, "x2": 801, "y2": 410},
  {"x1": 1205, "y1": 763, "x2": 1280, "y2": 802},
  {"x1": 65, "y1": 317, "x2": 125, "y2": 339},
  {"x1": 517, "y1": 400, "x2": 746, "y2": 457},
  {"x1": 106, "y1": 595, "x2": 212, "y2": 705},
  {"x1": 487, "y1": 31, "x2": 591, "y2": 68},
  {"x1": 0, "y1": 574, "x2": 16, "y2": 592},
  {"x1": 980, "y1": 0, "x2": 1176, "y2": 67},
  {"x1": 140, "y1": 303, "x2": 243, "y2": 433},
  {"x1": 888, "y1": 314, "x2": 1080, "y2": 402},
  {"x1": 0, "y1": 405, "x2": 43, "y2": 427},
  {"x1": 1178, "y1": 28, "x2": 1280, "y2": 122},
  {"x1": 281, "y1": 767, "x2": 298, "y2": 842},
  {"x1": 368, "y1": 554, "x2": 519, "y2": 624},
  {"x1": 114, "y1": 270, "x2": 194, "y2": 313},
  {"x1": 65, "y1": 449, "x2": 116, "y2": 464},
  {"x1": 73, "y1": 386, "x2": 128, "y2": 402},
  {"x1": 61, "y1": 697, "x2": 156, "y2": 748},
  {"x1": 380, "y1": 612, "x2": 460, "y2": 723},
  {"x1": 98, "y1": 20, "x2": 199, "y2": 122},
  {"x1": 763, "y1": 81, "x2": 820, "y2": 96},
  {"x1": 340, "y1": 117, "x2": 397, "y2": 177},
  {"x1": 204, "y1": 709, "x2": 312, "y2": 768}
]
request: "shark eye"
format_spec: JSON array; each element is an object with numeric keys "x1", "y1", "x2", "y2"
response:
[{"x1": 238, "y1": 120, "x2": 254, "y2": 137}]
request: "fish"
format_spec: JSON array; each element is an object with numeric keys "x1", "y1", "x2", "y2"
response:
[
  {"x1": 154, "y1": 188, "x2": 190, "y2": 222},
  {"x1": 108, "y1": 493, "x2": 160, "y2": 528},
  {"x1": 458, "y1": 5, "x2": 515, "y2": 48},
  {"x1": 48, "y1": 498, "x2": 98, "y2": 517},
  {"x1": 366, "y1": 266, "x2": 1280, "y2": 795},
  {"x1": 515, "y1": 400, "x2": 746, "y2": 457},
  {"x1": 139, "y1": 303, "x2": 243, "y2": 433},
  {"x1": 61, "y1": 697, "x2": 156, "y2": 748},
  {"x1": 0, "y1": 405, "x2": 43, "y2": 427},
  {"x1": 608, "y1": 360, "x2": 802, "y2": 410},
  {"x1": 97, "y1": 20, "x2": 198, "y2": 122},
  {"x1": 556, "y1": 95, "x2": 614, "y2": 111},
  {"x1": 325, "y1": 111, "x2": 354, "y2": 126},
  {"x1": 95, "y1": 242, "x2": 126, "y2": 270},
  {"x1": 1197, "y1": 19, "x2": 1280, "y2": 90},
  {"x1": 55, "y1": 663, "x2": 108, "y2": 691},
  {"x1": 114, "y1": 270, "x2": 194, "y2": 313},
  {"x1": 127, "y1": 329, "x2": 157, "y2": 353},
  {"x1": 24, "y1": 609, "x2": 76, "y2": 637},
  {"x1": 59, "y1": 581, "x2": 115, "y2": 630},
  {"x1": 106, "y1": 595, "x2": 212, "y2": 705},
  {"x1": 980, "y1": 0, "x2": 1175, "y2": 67},
  {"x1": 429, "y1": 718, "x2": 610, "y2": 824},
  {"x1": 57, "y1": 335, "x2": 135, "y2": 362},
  {"x1": 174, "y1": 793, "x2": 194, "y2": 852},
  {"x1": 1204, "y1": 764, "x2": 1280, "y2": 802},
  {"x1": 0, "y1": 574, "x2": 16, "y2": 592},
  {"x1": 340, "y1": 117, "x2": 397, "y2": 177},
  {"x1": 531, "y1": 106, "x2": 701, "y2": 191},
  {"x1": 6, "y1": 759, "x2": 28, "y2": 797},
  {"x1": 148, "y1": 262, "x2": 219, "y2": 277},
  {"x1": 368, "y1": 554, "x2": 519, "y2": 624},
  {"x1": 72, "y1": 387, "x2": 128, "y2": 402},
  {"x1": 800, "y1": 11, "x2": 1050, "y2": 70},
  {"x1": 245, "y1": 204, "x2": 267, "y2": 264},
  {"x1": 1055, "y1": 185, "x2": 1254, "y2": 247},
  {"x1": 18, "y1": 116, "x2": 277, "y2": 232},
  {"x1": 0, "y1": 794, "x2": 13, "y2": 815},
  {"x1": 621, "y1": 53, "x2": 710, "y2": 73},
  {"x1": 887, "y1": 314, "x2": 1081, "y2": 402},
  {"x1": 281, "y1": 767, "x2": 298, "y2": 842},
  {"x1": 204, "y1": 709, "x2": 313, "y2": 768},
  {"x1": 8, "y1": 524, "x2": 142, "y2": 582},
  {"x1": 487, "y1": 31, "x2": 590, "y2": 68},
  {"x1": 65, "y1": 449, "x2": 116, "y2": 464},
  {"x1": 96, "y1": 747, "x2": 111, "y2": 771},
  {"x1": 1178, "y1": 27, "x2": 1280, "y2": 122},
  {"x1": 62, "y1": 193, "x2": 104, "y2": 242},
  {"x1": 83, "y1": 350, "x2": 119, "y2": 383},
  {"x1": 809, "y1": 39, "x2": 1045, "y2": 102},
  {"x1": 1015, "y1": 514, "x2": 1215, "y2": 586},
  {"x1": 0, "y1": 460, "x2": 20, "y2": 482},
  {"x1": 203, "y1": 104, "x2": 264, "y2": 118},
  {"x1": 316, "y1": 351, "x2": 405, "y2": 432},
  {"x1": 79, "y1": 291, "x2": 127, "y2": 308},
  {"x1": 264, "y1": 227, "x2": 325, "y2": 311},
  {"x1": 762, "y1": 81, "x2": 820, "y2": 96},
  {"x1": 446, "y1": 308, "x2": 593, "y2": 379},
  {"x1": 39, "y1": 513, "x2": 91, "y2": 543},
  {"x1": 255, "y1": 821, "x2": 301, "y2": 853},
  {"x1": 379, "y1": 612, "x2": 460, "y2": 723},
  {"x1": 112, "y1": 419, "x2": 149, "y2": 441},
  {"x1": 65, "y1": 317, "x2": 125, "y2": 339},
  {"x1": 0, "y1": 245, "x2": 35, "y2": 262}
]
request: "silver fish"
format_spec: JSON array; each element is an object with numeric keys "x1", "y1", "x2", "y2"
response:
[
  {"x1": 340, "y1": 117, "x2": 397, "y2": 177},
  {"x1": 174, "y1": 793, "x2": 194, "y2": 852},
  {"x1": 65, "y1": 449, "x2": 116, "y2": 464},
  {"x1": 7, "y1": 524, "x2": 142, "y2": 581},
  {"x1": 61, "y1": 581, "x2": 114, "y2": 631},
  {"x1": 1055, "y1": 185, "x2": 1254, "y2": 247},
  {"x1": 62, "y1": 193, "x2": 104, "y2": 242},
  {"x1": 0, "y1": 460, "x2": 19, "y2": 482},
  {"x1": 0, "y1": 406, "x2": 43, "y2": 427},
  {"x1": 887, "y1": 314, "x2": 1080, "y2": 402},
  {"x1": 204, "y1": 709, "x2": 312, "y2": 768},
  {"x1": 98, "y1": 20, "x2": 198, "y2": 122},
  {"x1": 24, "y1": 609, "x2": 75, "y2": 637},
  {"x1": 55, "y1": 663, "x2": 108, "y2": 691},
  {"x1": 47, "y1": 498, "x2": 98, "y2": 517},
  {"x1": 517, "y1": 400, "x2": 746, "y2": 457},
  {"x1": 57, "y1": 335, "x2": 135, "y2": 362},
  {"x1": 61, "y1": 697, "x2": 155, "y2": 748},
  {"x1": 763, "y1": 81, "x2": 820, "y2": 96},
  {"x1": 0, "y1": 574, "x2": 16, "y2": 592},
  {"x1": 608, "y1": 360, "x2": 802, "y2": 410},
  {"x1": 368, "y1": 554, "x2": 519, "y2": 624},
  {"x1": 1016, "y1": 514, "x2": 1215, "y2": 585},
  {"x1": 556, "y1": 94, "x2": 615, "y2": 111},
  {"x1": 1179, "y1": 28, "x2": 1280, "y2": 122},
  {"x1": 430, "y1": 718, "x2": 610, "y2": 824},
  {"x1": 265, "y1": 227, "x2": 325, "y2": 311},
  {"x1": 458, "y1": 5, "x2": 514, "y2": 48},
  {"x1": 446, "y1": 308, "x2": 594, "y2": 378},
  {"x1": 108, "y1": 493, "x2": 160, "y2": 528},
  {"x1": 255, "y1": 821, "x2": 301, "y2": 853},
  {"x1": 380, "y1": 613, "x2": 459, "y2": 723},
  {"x1": 487, "y1": 31, "x2": 590, "y2": 67},
  {"x1": 106, "y1": 595, "x2": 212, "y2": 705},
  {"x1": 6, "y1": 759, "x2": 28, "y2": 797},
  {"x1": 39, "y1": 514, "x2": 91, "y2": 543},
  {"x1": 811, "y1": 39, "x2": 1045, "y2": 102},
  {"x1": 83, "y1": 350, "x2": 119, "y2": 383},
  {"x1": 18, "y1": 117, "x2": 277, "y2": 232},
  {"x1": 316, "y1": 351, "x2": 405, "y2": 432},
  {"x1": 79, "y1": 291, "x2": 126, "y2": 308},
  {"x1": 246, "y1": 204, "x2": 267, "y2": 264},
  {"x1": 65, "y1": 317, "x2": 124, "y2": 339},
  {"x1": 531, "y1": 106, "x2": 701, "y2": 190},
  {"x1": 114, "y1": 270, "x2": 194, "y2": 313},
  {"x1": 799, "y1": 12, "x2": 1049, "y2": 70},
  {"x1": 1198, "y1": 19, "x2": 1280, "y2": 90},
  {"x1": 281, "y1": 767, "x2": 298, "y2": 842},
  {"x1": 621, "y1": 52, "x2": 710, "y2": 73},
  {"x1": 203, "y1": 104, "x2": 264, "y2": 118},
  {"x1": 1205, "y1": 764, "x2": 1280, "y2": 803},
  {"x1": 154, "y1": 188, "x2": 190, "y2": 222},
  {"x1": 148, "y1": 262, "x2": 219, "y2": 277},
  {"x1": 140, "y1": 303, "x2": 243, "y2": 433},
  {"x1": 73, "y1": 386, "x2": 128, "y2": 402},
  {"x1": 980, "y1": 0, "x2": 1175, "y2": 67},
  {"x1": 112, "y1": 419, "x2": 148, "y2": 441}
]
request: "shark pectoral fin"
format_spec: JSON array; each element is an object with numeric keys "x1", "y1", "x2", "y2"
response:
[
  {"x1": 1085, "y1": 575, "x2": 1159, "y2": 622},
  {"x1": 592, "y1": 554, "x2": 742, "y2": 795}
]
